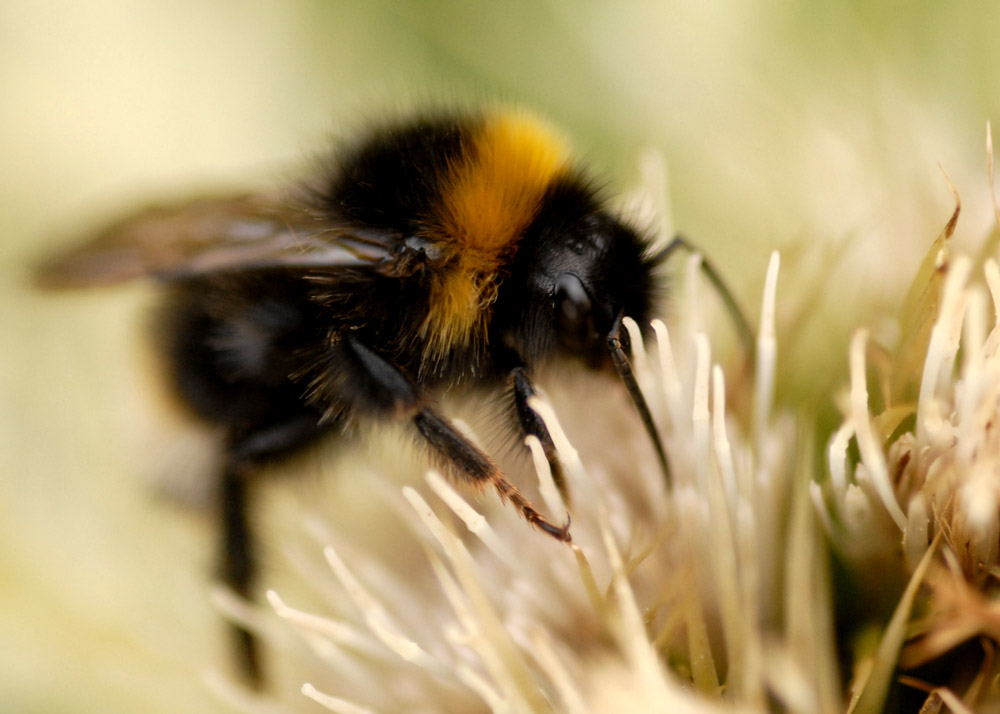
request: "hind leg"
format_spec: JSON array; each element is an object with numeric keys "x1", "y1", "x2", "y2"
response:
[{"x1": 219, "y1": 412, "x2": 330, "y2": 686}]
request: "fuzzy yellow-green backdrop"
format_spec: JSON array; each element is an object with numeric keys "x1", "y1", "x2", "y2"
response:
[{"x1": 4, "y1": 3, "x2": 1000, "y2": 714}]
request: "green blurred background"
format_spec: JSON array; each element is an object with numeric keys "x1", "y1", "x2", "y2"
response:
[{"x1": 2, "y1": 2, "x2": 1000, "y2": 712}]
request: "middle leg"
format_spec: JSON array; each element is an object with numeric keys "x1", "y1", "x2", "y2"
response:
[{"x1": 338, "y1": 336, "x2": 571, "y2": 541}]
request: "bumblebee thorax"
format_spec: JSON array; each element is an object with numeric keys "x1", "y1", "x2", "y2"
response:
[{"x1": 416, "y1": 112, "x2": 571, "y2": 361}]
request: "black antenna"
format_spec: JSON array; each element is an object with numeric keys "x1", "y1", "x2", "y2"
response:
[
  {"x1": 607, "y1": 312, "x2": 672, "y2": 485},
  {"x1": 654, "y1": 234, "x2": 756, "y2": 366}
]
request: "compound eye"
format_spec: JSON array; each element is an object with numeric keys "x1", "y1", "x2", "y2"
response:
[{"x1": 554, "y1": 272, "x2": 597, "y2": 351}]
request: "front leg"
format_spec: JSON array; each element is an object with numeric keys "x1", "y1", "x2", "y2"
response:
[
  {"x1": 340, "y1": 336, "x2": 571, "y2": 541},
  {"x1": 509, "y1": 367, "x2": 568, "y2": 500}
]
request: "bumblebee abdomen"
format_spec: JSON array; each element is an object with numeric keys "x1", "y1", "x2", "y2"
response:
[{"x1": 157, "y1": 271, "x2": 329, "y2": 435}]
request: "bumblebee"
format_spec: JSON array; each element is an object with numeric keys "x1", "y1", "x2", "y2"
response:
[{"x1": 38, "y1": 108, "x2": 744, "y2": 683}]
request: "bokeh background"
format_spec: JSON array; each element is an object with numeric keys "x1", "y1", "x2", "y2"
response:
[{"x1": 3, "y1": 2, "x2": 1000, "y2": 712}]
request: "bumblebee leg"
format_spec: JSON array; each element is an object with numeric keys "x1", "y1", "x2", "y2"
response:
[
  {"x1": 412, "y1": 409, "x2": 570, "y2": 539},
  {"x1": 219, "y1": 460, "x2": 260, "y2": 684},
  {"x1": 220, "y1": 413, "x2": 329, "y2": 687},
  {"x1": 342, "y1": 336, "x2": 571, "y2": 541},
  {"x1": 509, "y1": 367, "x2": 568, "y2": 500}
]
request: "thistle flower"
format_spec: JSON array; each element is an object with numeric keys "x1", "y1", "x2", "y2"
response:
[{"x1": 812, "y1": 127, "x2": 1000, "y2": 711}]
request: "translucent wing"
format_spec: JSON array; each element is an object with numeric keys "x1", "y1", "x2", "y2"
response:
[{"x1": 36, "y1": 192, "x2": 396, "y2": 289}]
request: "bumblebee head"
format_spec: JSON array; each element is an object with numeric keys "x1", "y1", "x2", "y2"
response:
[
  {"x1": 498, "y1": 177, "x2": 661, "y2": 370},
  {"x1": 549, "y1": 214, "x2": 661, "y2": 368},
  {"x1": 493, "y1": 187, "x2": 670, "y2": 480}
]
